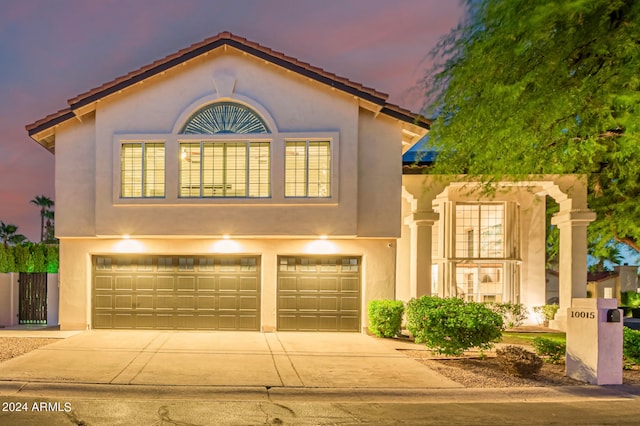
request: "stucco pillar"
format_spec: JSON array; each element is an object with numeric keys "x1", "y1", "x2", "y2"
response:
[
  {"x1": 405, "y1": 211, "x2": 439, "y2": 298},
  {"x1": 550, "y1": 209, "x2": 596, "y2": 330}
]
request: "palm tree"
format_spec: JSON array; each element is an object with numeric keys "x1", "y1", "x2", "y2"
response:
[
  {"x1": 30, "y1": 195, "x2": 54, "y2": 242},
  {"x1": 0, "y1": 221, "x2": 27, "y2": 247},
  {"x1": 589, "y1": 239, "x2": 624, "y2": 272},
  {"x1": 43, "y1": 210, "x2": 55, "y2": 242}
]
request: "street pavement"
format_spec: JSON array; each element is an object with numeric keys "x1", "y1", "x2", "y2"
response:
[{"x1": 0, "y1": 330, "x2": 639, "y2": 425}]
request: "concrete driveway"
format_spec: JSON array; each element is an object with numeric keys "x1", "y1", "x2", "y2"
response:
[{"x1": 0, "y1": 331, "x2": 460, "y2": 390}]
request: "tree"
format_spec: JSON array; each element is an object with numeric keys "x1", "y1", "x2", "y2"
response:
[
  {"x1": 43, "y1": 209, "x2": 56, "y2": 243},
  {"x1": 30, "y1": 195, "x2": 54, "y2": 242},
  {"x1": 588, "y1": 238, "x2": 624, "y2": 272},
  {"x1": 423, "y1": 0, "x2": 640, "y2": 254},
  {"x1": 0, "y1": 221, "x2": 27, "y2": 247}
]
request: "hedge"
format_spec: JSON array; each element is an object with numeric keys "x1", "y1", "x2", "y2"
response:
[
  {"x1": 367, "y1": 300, "x2": 404, "y2": 338},
  {"x1": 0, "y1": 243, "x2": 59, "y2": 273}
]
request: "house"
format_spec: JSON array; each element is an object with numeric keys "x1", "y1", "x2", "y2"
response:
[
  {"x1": 586, "y1": 265, "x2": 639, "y2": 304},
  {"x1": 25, "y1": 32, "x2": 593, "y2": 332}
]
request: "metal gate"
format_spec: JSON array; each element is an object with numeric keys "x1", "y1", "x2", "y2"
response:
[{"x1": 19, "y1": 272, "x2": 47, "y2": 325}]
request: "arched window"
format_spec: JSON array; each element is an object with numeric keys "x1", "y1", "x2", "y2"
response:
[{"x1": 180, "y1": 102, "x2": 269, "y2": 134}]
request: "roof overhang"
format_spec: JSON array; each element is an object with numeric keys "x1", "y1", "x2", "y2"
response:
[{"x1": 25, "y1": 31, "x2": 430, "y2": 152}]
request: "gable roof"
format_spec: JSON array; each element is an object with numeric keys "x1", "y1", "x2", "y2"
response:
[{"x1": 26, "y1": 31, "x2": 430, "y2": 151}]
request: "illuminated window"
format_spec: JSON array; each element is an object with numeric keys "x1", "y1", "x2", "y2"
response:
[
  {"x1": 285, "y1": 141, "x2": 330, "y2": 197},
  {"x1": 180, "y1": 142, "x2": 270, "y2": 197},
  {"x1": 455, "y1": 264, "x2": 503, "y2": 303},
  {"x1": 455, "y1": 204, "x2": 504, "y2": 258},
  {"x1": 121, "y1": 143, "x2": 165, "y2": 198}
]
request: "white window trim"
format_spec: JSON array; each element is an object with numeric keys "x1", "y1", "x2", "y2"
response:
[
  {"x1": 112, "y1": 131, "x2": 339, "y2": 206},
  {"x1": 117, "y1": 138, "x2": 167, "y2": 200}
]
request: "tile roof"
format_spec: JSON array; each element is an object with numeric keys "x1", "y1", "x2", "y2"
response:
[
  {"x1": 26, "y1": 31, "x2": 430, "y2": 137},
  {"x1": 587, "y1": 271, "x2": 618, "y2": 282}
]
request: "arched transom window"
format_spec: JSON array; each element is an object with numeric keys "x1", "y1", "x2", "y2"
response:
[{"x1": 180, "y1": 102, "x2": 269, "y2": 134}]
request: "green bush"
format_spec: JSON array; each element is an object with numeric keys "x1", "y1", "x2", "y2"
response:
[
  {"x1": 623, "y1": 327, "x2": 640, "y2": 368},
  {"x1": 533, "y1": 304, "x2": 560, "y2": 324},
  {"x1": 406, "y1": 296, "x2": 503, "y2": 356},
  {"x1": 487, "y1": 302, "x2": 528, "y2": 329},
  {"x1": 531, "y1": 337, "x2": 566, "y2": 364},
  {"x1": 367, "y1": 300, "x2": 404, "y2": 338},
  {"x1": 0, "y1": 243, "x2": 59, "y2": 273},
  {"x1": 496, "y1": 345, "x2": 543, "y2": 378},
  {"x1": 621, "y1": 292, "x2": 640, "y2": 309}
]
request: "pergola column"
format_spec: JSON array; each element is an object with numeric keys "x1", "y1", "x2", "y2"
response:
[
  {"x1": 550, "y1": 209, "x2": 596, "y2": 330},
  {"x1": 405, "y1": 211, "x2": 439, "y2": 298}
]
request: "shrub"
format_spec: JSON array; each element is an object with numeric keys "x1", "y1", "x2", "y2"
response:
[
  {"x1": 533, "y1": 304, "x2": 560, "y2": 325},
  {"x1": 621, "y1": 292, "x2": 640, "y2": 309},
  {"x1": 623, "y1": 327, "x2": 640, "y2": 368},
  {"x1": 0, "y1": 243, "x2": 59, "y2": 273},
  {"x1": 406, "y1": 296, "x2": 503, "y2": 356},
  {"x1": 487, "y1": 302, "x2": 528, "y2": 329},
  {"x1": 531, "y1": 337, "x2": 566, "y2": 364},
  {"x1": 367, "y1": 300, "x2": 404, "y2": 338},
  {"x1": 496, "y1": 345, "x2": 543, "y2": 378}
]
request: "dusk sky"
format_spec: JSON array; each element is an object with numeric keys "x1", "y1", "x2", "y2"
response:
[{"x1": 0, "y1": 0, "x2": 464, "y2": 241}]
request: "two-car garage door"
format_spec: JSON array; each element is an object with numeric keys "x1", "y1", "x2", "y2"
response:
[
  {"x1": 92, "y1": 255, "x2": 260, "y2": 330},
  {"x1": 92, "y1": 255, "x2": 362, "y2": 331}
]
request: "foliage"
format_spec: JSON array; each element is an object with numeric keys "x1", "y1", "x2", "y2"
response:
[
  {"x1": 367, "y1": 300, "x2": 404, "y2": 338},
  {"x1": 0, "y1": 243, "x2": 59, "y2": 273},
  {"x1": 406, "y1": 296, "x2": 503, "y2": 356},
  {"x1": 531, "y1": 337, "x2": 566, "y2": 364},
  {"x1": 588, "y1": 238, "x2": 624, "y2": 272},
  {"x1": 533, "y1": 305, "x2": 560, "y2": 323},
  {"x1": 0, "y1": 221, "x2": 28, "y2": 247},
  {"x1": 486, "y1": 302, "x2": 528, "y2": 329},
  {"x1": 424, "y1": 0, "x2": 640, "y2": 254},
  {"x1": 621, "y1": 292, "x2": 640, "y2": 308},
  {"x1": 30, "y1": 195, "x2": 54, "y2": 243},
  {"x1": 623, "y1": 327, "x2": 640, "y2": 368},
  {"x1": 501, "y1": 332, "x2": 565, "y2": 346},
  {"x1": 45, "y1": 245, "x2": 59, "y2": 273},
  {"x1": 496, "y1": 345, "x2": 543, "y2": 378}
]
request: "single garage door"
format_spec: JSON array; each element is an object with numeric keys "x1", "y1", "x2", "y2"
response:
[
  {"x1": 277, "y1": 256, "x2": 361, "y2": 331},
  {"x1": 92, "y1": 255, "x2": 260, "y2": 330}
]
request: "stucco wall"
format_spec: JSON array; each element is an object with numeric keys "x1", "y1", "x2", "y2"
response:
[
  {"x1": 0, "y1": 273, "x2": 18, "y2": 326},
  {"x1": 357, "y1": 110, "x2": 402, "y2": 237},
  {"x1": 51, "y1": 49, "x2": 404, "y2": 238},
  {"x1": 516, "y1": 192, "x2": 547, "y2": 308},
  {"x1": 58, "y1": 238, "x2": 396, "y2": 331},
  {"x1": 55, "y1": 116, "x2": 96, "y2": 237}
]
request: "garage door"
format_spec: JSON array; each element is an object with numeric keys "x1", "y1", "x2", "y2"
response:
[
  {"x1": 92, "y1": 255, "x2": 260, "y2": 330},
  {"x1": 277, "y1": 256, "x2": 361, "y2": 331}
]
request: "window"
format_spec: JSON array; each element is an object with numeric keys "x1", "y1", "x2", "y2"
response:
[
  {"x1": 181, "y1": 102, "x2": 269, "y2": 134},
  {"x1": 456, "y1": 264, "x2": 503, "y2": 302},
  {"x1": 455, "y1": 204, "x2": 504, "y2": 258},
  {"x1": 285, "y1": 141, "x2": 330, "y2": 197},
  {"x1": 180, "y1": 142, "x2": 270, "y2": 197},
  {"x1": 121, "y1": 143, "x2": 165, "y2": 198}
]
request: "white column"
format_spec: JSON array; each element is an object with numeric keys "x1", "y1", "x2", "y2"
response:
[
  {"x1": 550, "y1": 209, "x2": 596, "y2": 330},
  {"x1": 405, "y1": 212, "x2": 439, "y2": 298}
]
